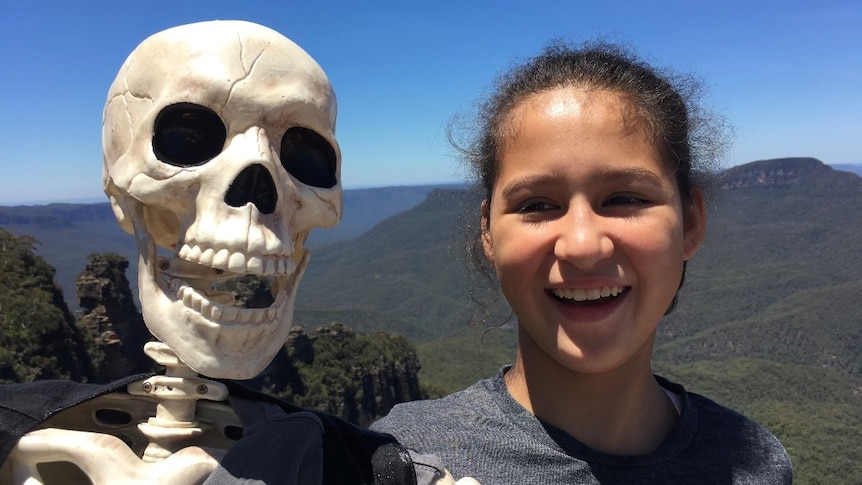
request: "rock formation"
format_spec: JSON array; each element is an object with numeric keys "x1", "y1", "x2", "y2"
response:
[
  {"x1": 75, "y1": 253, "x2": 423, "y2": 424},
  {"x1": 76, "y1": 253, "x2": 153, "y2": 380},
  {"x1": 250, "y1": 323, "x2": 424, "y2": 426},
  {"x1": 720, "y1": 157, "x2": 829, "y2": 189}
]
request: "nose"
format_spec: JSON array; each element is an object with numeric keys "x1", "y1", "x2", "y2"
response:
[
  {"x1": 223, "y1": 127, "x2": 279, "y2": 214},
  {"x1": 225, "y1": 163, "x2": 277, "y2": 214},
  {"x1": 553, "y1": 202, "x2": 614, "y2": 269}
]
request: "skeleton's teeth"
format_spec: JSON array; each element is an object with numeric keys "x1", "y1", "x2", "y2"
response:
[
  {"x1": 213, "y1": 248, "x2": 230, "y2": 268},
  {"x1": 228, "y1": 252, "x2": 247, "y2": 272},
  {"x1": 200, "y1": 247, "x2": 215, "y2": 266},
  {"x1": 250, "y1": 309, "x2": 264, "y2": 324},
  {"x1": 200, "y1": 298, "x2": 212, "y2": 319},
  {"x1": 222, "y1": 306, "x2": 239, "y2": 322},
  {"x1": 210, "y1": 304, "x2": 223, "y2": 321},
  {"x1": 177, "y1": 243, "x2": 296, "y2": 275},
  {"x1": 284, "y1": 257, "x2": 296, "y2": 274},
  {"x1": 166, "y1": 244, "x2": 299, "y2": 325},
  {"x1": 265, "y1": 236, "x2": 283, "y2": 254},
  {"x1": 246, "y1": 255, "x2": 264, "y2": 273},
  {"x1": 172, "y1": 280, "x2": 282, "y2": 325},
  {"x1": 209, "y1": 293, "x2": 236, "y2": 305},
  {"x1": 264, "y1": 257, "x2": 276, "y2": 274},
  {"x1": 181, "y1": 286, "x2": 194, "y2": 307},
  {"x1": 190, "y1": 290, "x2": 204, "y2": 312},
  {"x1": 552, "y1": 286, "x2": 625, "y2": 302}
]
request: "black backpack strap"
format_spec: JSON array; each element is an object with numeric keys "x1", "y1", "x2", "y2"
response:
[{"x1": 223, "y1": 381, "x2": 418, "y2": 485}]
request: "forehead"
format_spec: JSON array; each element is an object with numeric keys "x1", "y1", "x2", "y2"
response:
[
  {"x1": 502, "y1": 87, "x2": 647, "y2": 141},
  {"x1": 493, "y1": 87, "x2": 672, "y2": 187},
  {"x1": 117, "y1": 22, "x2": 336, "y2": 133}
]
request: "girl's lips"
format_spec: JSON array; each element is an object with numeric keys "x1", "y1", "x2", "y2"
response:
[{"x1": 548, "y1": 286, "x2": 627, "y2": 302}]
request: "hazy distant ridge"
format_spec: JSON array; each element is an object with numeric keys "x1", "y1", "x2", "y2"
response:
[
  {"x1": 1, "y1": 158, "x2": 861, "y2": 482},
  {"x1": 0, "y1": 184, "x2": 459, "y2": 308}
]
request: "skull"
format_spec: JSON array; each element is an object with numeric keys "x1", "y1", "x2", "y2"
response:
[{"x1": 101, "y1": 20, "x2": 341, "y2": 379}]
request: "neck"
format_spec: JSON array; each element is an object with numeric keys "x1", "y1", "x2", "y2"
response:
[{"x1": 505, "y1": 330, "x2": 678, "y2": 455}]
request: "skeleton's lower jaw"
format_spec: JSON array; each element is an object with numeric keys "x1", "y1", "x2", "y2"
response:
[
  {"x1": 138, "y1": 252, "x2": 306, "y2": 379},
  {"x1": 169, "y1": 278, "x2": 286, "y2": 325}
]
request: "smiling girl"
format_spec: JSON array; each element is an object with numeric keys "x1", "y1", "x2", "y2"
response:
[{"x1": 372, "y1": 42, "x2": 792, "y2": 484}]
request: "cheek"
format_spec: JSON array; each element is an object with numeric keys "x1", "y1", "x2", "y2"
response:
[
  {"x1": 629, "y1": 213, "x2": 685, "y2": 253},
  {"x1": 624, "y1": 217, "x2": 686, "y2": 294},
  {"x1": 637, "y1": 229, "x2": 682, "y2": 259},
  {"x1": 489, "y1": 225, "x2": 547, "y2": 284}
]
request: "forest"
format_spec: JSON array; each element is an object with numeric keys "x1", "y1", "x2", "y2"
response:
[{"x1": 1, "y1": 157, "x2": 861, "y2": 484}]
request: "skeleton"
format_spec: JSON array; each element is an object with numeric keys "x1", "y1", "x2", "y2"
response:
[{"x1": 0, "y1": 20, "x2": 478, "y2": 485}]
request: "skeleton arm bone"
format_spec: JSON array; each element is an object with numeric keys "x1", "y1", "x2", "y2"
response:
[{"x1": 9, "y1": 428, "x2": 222, "y2": 485}]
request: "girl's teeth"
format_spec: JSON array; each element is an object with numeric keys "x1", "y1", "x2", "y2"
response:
[{"x1": 553, "y1": 286, "x2": 624, "y2": 302}]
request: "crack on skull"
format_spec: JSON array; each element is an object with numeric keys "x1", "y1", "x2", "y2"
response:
[
  {"x1": 225, "y1": 34, "x2": 265, "y2": 110},
  {"x1": 310, "y1": 189, "x2": 340, "y2": 225},
  {"x1": 120, "y1": 76, "x2": 155, "y2": 104},
  {"x1": 127, "y1": 169, "x2": 185, "y2": 187},
  {"x1": 109, "y1": 78, "x2": 155, "y2": 149}
]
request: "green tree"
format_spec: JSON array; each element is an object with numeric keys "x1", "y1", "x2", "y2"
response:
[{"x1": 0, "y1": 227, "x2": 94, "y2": 383}]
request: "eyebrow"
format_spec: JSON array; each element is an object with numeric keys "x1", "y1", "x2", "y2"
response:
[
  {"x1": 498, "y1": 166, "x2": 669, "y2": 200},
  {"x1": 594, "y1": 166, "x2": 668, "y2": 187}
]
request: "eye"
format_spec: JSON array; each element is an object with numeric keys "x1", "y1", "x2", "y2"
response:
[
  {"x1": 280, "y1": 127, "x2": 337, "y2": 188},
  {"x1": 152, "y1": 103, "x2": 226, "y2": 166},
  {"x1": 605, "y1": 194, "x2": 648, "y2": 206},
  {"x1": 516, "y1": 200, "x2": 557, "y2": 213}
]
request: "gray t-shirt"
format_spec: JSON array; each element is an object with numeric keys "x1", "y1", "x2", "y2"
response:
[{"x1": 372, "y1": 368, "x2": 792, "y2": 484}]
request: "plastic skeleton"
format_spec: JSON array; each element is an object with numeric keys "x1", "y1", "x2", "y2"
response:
[{"x1": 1, "y1": 21, "x2": 477, "y2": 485}]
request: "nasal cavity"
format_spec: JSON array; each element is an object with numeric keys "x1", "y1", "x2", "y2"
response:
[{"x1": 224, "y1": 164, "x2": 278, "y2": 214}]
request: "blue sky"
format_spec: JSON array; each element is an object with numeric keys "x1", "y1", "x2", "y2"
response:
[{"x1": 0, "y1": 0, "x2": 859, "y2": 205}]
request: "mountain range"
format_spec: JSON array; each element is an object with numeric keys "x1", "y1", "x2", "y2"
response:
[
  {"x1": 1, "y1": 157, "x2": 861, "y2": 483},
  {"x1": 293, "y1": 157, "x2": 862, "y2": 483},
  {"x1": 0, "y1": 184, "x2": 456, "y2": 309}
]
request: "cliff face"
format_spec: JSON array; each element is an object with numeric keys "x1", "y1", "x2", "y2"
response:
[
  {"x1": 76, "y1": 253, "x2": 153, "y2": 380},
  {"x1": 0, "y1": 228, "x2": 94, "y2": 383},
  {"x1": 251, "y1": 323, "x2": 424, "y2": 427},
  {"x1": 74, "y1": 252, "x2": 422, "y2": 425},
  {"x1": 721, "y1": 157, "x2": 833, "y2": 189},
  {"x1": 356, "y1": 350, "x2": 422, "y2": 424}
]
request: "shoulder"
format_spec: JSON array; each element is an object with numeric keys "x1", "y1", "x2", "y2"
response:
[
  {"x1": 373, "y1": 377, "x2": 497, "y2": 431},
  {"x1": 687, "y1": 390, "x2": 784, "y2": 448},
  {"x1": 371, "y1": 374, "x2": 509, "y2": 450},
  {"x1": 659, "y1": 376, "x2": 779, "y2": 443},
  {"x1": 660, "y1": 377, "x2": 793, "y2": 483}
]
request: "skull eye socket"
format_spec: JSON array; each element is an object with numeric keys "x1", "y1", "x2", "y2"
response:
[
  {"x1": 280, "y1": 127, "x2": 337, "y2": 188},
  {"x1": 153, "y1": 103, "x2": 226, "y2": 166}
]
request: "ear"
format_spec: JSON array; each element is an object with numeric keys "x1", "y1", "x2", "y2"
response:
[
  {"x1": 682, "y1": 188, "x2": 707, "y2": 260},
  {"x1": 480, "y1": 199, "x2": 494, "y2": 265}
]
